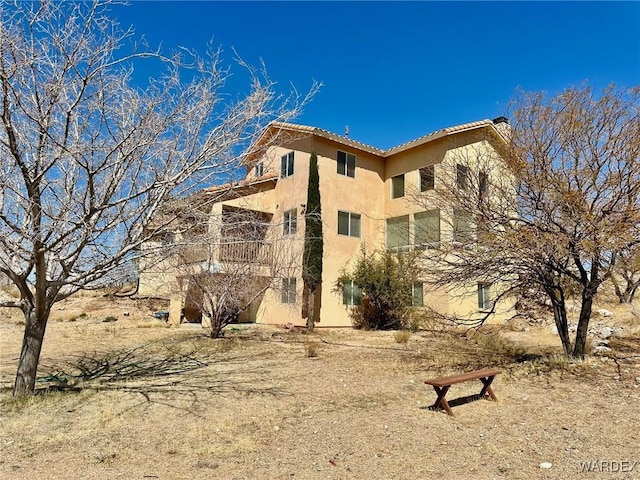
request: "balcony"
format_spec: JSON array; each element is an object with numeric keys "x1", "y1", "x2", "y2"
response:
[
  {"x1": 176, "y1": 244, "x2": 209, "y2": 264},
  {"x1": 218, "y1": 241, "x2": 272, "y2": 265}
]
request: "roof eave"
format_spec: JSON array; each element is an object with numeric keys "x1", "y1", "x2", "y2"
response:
[{"x1": 383, "y1": 119, "x2": 502, "y2": 157}]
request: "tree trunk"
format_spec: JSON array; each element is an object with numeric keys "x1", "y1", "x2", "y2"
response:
[
  {"x1": 548, "y1": 290, "x2": 572, "y2": 357},
  {"x1": 210, "y1": 310, "x2": 223, "y2": 338},
  {"x1": 573, "y1": 291, "x2": 594, "y2": 359},
  {"x1": 612, "y1": 276, "x2": 639, "y2": 304},
  {"x1": 14, "y1": 308, "x2": 48, "y2": 396},
  {"x1": 307, "y1": 289, "x2": 315, "y2": 333}
]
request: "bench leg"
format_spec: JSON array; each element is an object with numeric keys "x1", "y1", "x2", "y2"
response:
[
  {"x1": 430, "y1": 385, "x2": 454, "y2": 416},
  {"x1": 479, "y1": 375, "x2": 498, "y2": 401}
]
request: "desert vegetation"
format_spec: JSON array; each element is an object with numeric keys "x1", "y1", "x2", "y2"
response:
[{"x1": 1, "y1": 293, "x2": 639, "y2": 479}]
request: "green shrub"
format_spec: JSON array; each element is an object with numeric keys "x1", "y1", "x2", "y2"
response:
[{"x1": 335, "y1": 246, "x2": 422, "y2": 330}]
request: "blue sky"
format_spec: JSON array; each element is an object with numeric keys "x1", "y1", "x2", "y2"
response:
[{"x1": 112, "y1": 1, "x2": 640, "y2": 150}]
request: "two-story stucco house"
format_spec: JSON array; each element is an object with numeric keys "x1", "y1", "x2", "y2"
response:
[{"x1": 139, "y1": 117, "x2": 512, "y2": 327}]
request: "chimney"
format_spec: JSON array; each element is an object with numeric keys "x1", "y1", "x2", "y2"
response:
[{"x1": 492, "y1": 116, "x2": 511, "y2": 140}]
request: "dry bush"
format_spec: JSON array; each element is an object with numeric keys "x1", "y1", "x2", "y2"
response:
[
  {"x1": 394, "y1": 330, "x2": 411, "y2": 345},
  {"x1": 304, "y1": 341, "x2": 319, "y2": 358},
  {"x1": 174, "y1": 335, "x2": 244, "y2": 356},
  {"x1": 472, "y1": 329, "x2": 525, "y2": 358},
  {"x1": 136, "y1": 320, "x2": 171, "y2": 329},
  {"x1": 407, "y1": 308, "x2": 452, "y2": 333}
]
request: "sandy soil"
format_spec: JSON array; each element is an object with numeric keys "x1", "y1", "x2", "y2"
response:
[{"x1": 1, "y1": 295, "x2": 639, "y2": 480}]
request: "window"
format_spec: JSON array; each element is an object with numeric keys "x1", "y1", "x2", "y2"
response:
[
  {"x1": 386, "y1": 215, "x2": 409, "y2": 249},
  {"x1": 478, "y1": 283, "x2": 492, "y2": 310},
  {"x1": 477, "y1": 219, "x2": 492, "y2": 245},
  {"x1": 414, "y1": 210, "x2": 440, "y2": 249},
  {"x1": 420, "y1": 165, "x2": 435, "y2": 191},
  {"x1": 457, "y1": 164, "x2": 469, "y2": 190},
  {"x1": 283, "y1": 209, "x2": 297, "y2": 235},
  {"x1": 255, "y1": 162, "x2": 264, "y2": 177},
  {"x1": 338, "y1": 211, "x2": 361, "y2": 237},
  {"x1": 391, "y1": 174, "x2": 405, "y2": 199},
  {"x1": 412, "y1": 283, "x2": 424, "y2": 307},
  {"x1": 453, "y1": 209, "x2": 474, "y2": 244},
  {"x1": 337, "y1": 151, "x2": 356, "y2": 178},
  {"x1": 343, "y1": 280, "x2": 362, "y2": 306},
  {"x1": 282, "y1": 278, "x2": 297, "y2": 304},
  {"x1": 479, "y1": 171, "x2": 489, "y2": 202},
  {"x1": 280, "y1": 152, "x2": 294, "y2": 178}
]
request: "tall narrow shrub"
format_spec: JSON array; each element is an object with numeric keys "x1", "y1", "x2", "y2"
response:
[{"x1": 303, "y1": 152, "x2": 323, "y2": 331}]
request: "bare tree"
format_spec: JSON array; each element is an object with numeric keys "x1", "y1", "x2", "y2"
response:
[
  {"x1": 411, "y1": 85, "x2": 640, "y2": 358},
  {"x1": 0, "y1": 1, "x2": 316, "y2": 396},
  {"x1": 611, "y1": 247, "x2": 640, "y2": 304},
  {"x1": 170, "y1": 203, "x2": 302, "y2": 338}
]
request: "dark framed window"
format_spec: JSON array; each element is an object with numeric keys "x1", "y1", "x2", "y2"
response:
[
  {"x1": 420, "y1": 165, "x2": 435, "y2": 191},
  {"x1": 457, "y1": 164, "x2": 469, "y2": 190},
  {"x1": 343, "y1": 280, "x2": 362, "y2": 306},
  {"x1": 414, "y1": 210, "x2": 440, "y2": 249},
  {"x1": 453, "y1": 209, "x2": 474, "y2": 244},
  {"x1": 255, "y1": 162, "x2": 264, "y2": 177},
  {"x1": 283, "y1": 209, "x2": 297, "y2": 235},
  {"x1": 337, "y1": 151, "x2": 356, "y2": 178},
  {"x1": 478, "y1": 283, "x2": 492, "y2": 310},
  {"x1": 282, "y1": 278, "x2": 297, "y2": 304},
  {"x1": 479, "y1": 171, "x2": 489, "y2": 202},
  {"x1": 337, "y1": 211, "x2": 361, "y2": 237},
  {"x1": 386, "y1": 215, "x2": 409, "y2": 249},
  {"x1": 280, "y1": 152, "x2": 294, "y2": 178},
  {"x1": 391, "y1": 174, "x2": 405, "y2": 199}
]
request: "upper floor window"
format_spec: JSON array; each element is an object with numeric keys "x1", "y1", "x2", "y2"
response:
[
  {"x1": 343, "y1": 280, "x2": 362, "y2": 306},
  {"x1": 337, "y1": 151, "x2": 356, "y2": 178},
  {"x1": 478, "y1": 282, "x2": 492, "y2": 310},
  {"x1": 255, "y1": 162, "x2": 264, "y2": 177},
  {"x1": 414, "y1": 209, "x2": 440, "y2": 249},
  {"x1": 280, "y1": 152, "x2": 294, "y2": 178},
  {"x1": 479, "y1": 171, "x2": 489, "y2": 202},
  {"x1": 453, "y1": 209, "x2": 474, "y2": 244},
  {"x1": 283, "y1": 208, "x2": 297, "y2": 236},
  {"x1": 338, "y1": 211, "x2": 361, "y2": 238},
  {"x1": 386, "y1": 215, "x2": 409, "y2": 249},
  {"x1": 457, "y1": 164, "x2": 469, "y2": 190},
  {"x1": 391, "y1": 174, "x2": 405, "y2": 199},
  {"x1": 420, "y1": 165, "x2": 435, "y2": 191},
  {"x1": 282, "y1": 277, "x2": 297, "y2": 304}
]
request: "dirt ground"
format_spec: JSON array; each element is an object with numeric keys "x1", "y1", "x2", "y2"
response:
[{"x1": 1, "y1": 294, "x2": 639, "y2": 480}]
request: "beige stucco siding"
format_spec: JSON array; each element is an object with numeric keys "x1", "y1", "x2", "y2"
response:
[
  {"x1": 139, "y1": 121, "x2": 515, "y2": 329},
  {"x1": 312, "y1": 137, "x2": 386, "y2": 326}
]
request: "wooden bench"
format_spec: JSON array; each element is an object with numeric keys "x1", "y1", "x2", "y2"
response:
[{"x1": 425, "y1": 368, "x2": 501, "y2": 416}]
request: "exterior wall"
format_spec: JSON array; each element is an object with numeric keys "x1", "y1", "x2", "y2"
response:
[
  {"x1": 138, "y1": 241, "x2": 180, "y2": 298},
  {"x1": 381, "y1": 132, "x2": 515, "y2": 324},
  {"x1": 222, "y1": 136, "x2": 388, "y2": 328},
  {"x1": 313, "y1": 137, "x2": 386, "y2": 326},
  {"x1": 141, "y1": 122, "x2": 516, "y2": 329}
]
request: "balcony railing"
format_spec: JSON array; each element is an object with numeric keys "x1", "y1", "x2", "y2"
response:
[
  {"x1": 178, "y1": 245, "x2": 209, "y2": 264},
  {"x1": 218, "y1": 241, "x2": 272, "y2": 265}
]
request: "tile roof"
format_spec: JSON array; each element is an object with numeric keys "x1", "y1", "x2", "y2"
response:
[
  {"x1": 269, "y1": 121, "x2": 385, "y2": 155},
  {"x1": 267, "y1": 119, "x2": 504, "y2": 158}
]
